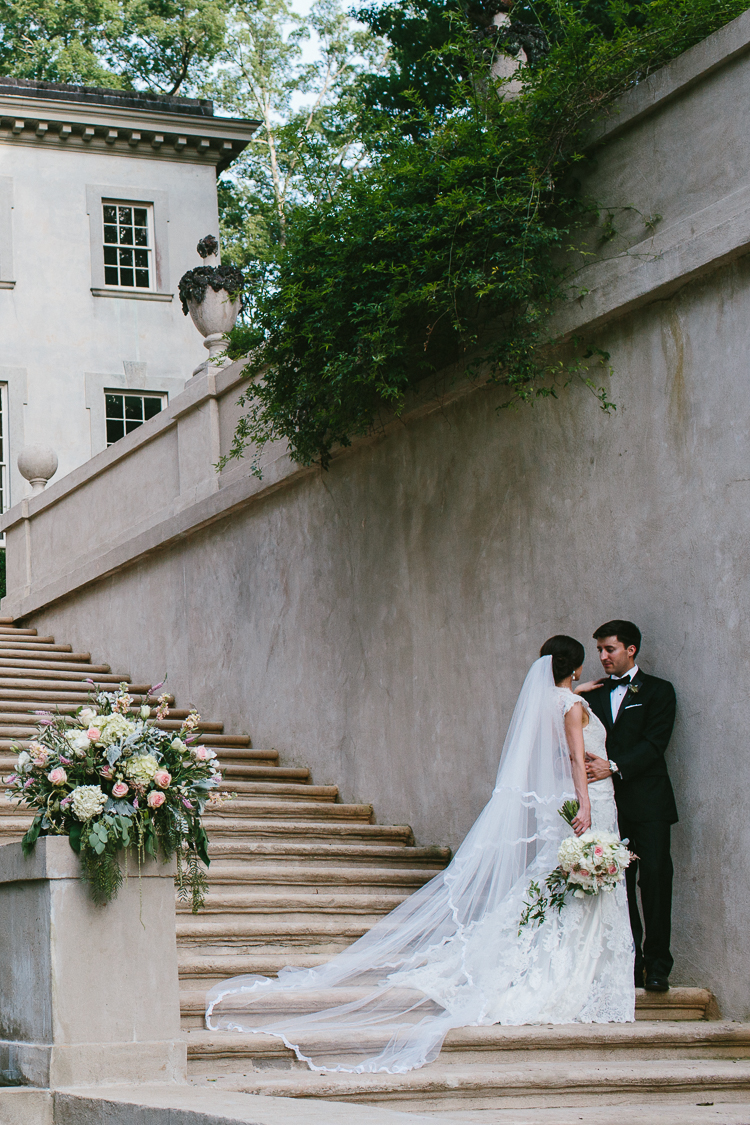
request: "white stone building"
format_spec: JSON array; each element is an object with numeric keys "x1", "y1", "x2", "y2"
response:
[{"x1": 0, "y1": 77, "x2": 256, "y2": 510}]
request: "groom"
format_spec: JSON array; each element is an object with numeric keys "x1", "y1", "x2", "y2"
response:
[{"x1": 581, "y1": 620, "x2": 677, "y2": 992}]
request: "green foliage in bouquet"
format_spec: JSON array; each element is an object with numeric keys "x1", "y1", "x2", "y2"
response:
[{"x1": 6, "y1": 685, "x2": 223, "y2": 911}]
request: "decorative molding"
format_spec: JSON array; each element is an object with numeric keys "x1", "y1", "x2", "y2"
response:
[
  {"x1": 91, "y1": 288, "x2": 173, "y2": 302},
  {"x1": 0, "y1": 365, "x2": 28, "y2": 510},
  {"x1": 0, "y1": 280, "x2": 14, "y2": 289},
  {"x1": 0, "y1": 95, "x2": 258, "y2": 173},
  {"x1": 86, "y1": 184, "x2": 170, "y2": 293}
]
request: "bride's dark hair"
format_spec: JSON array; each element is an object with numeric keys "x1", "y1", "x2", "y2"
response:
[{"x1": 540, "y1": 635, "x2": 585, "y2": 685}]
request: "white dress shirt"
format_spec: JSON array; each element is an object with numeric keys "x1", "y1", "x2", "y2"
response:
[{"x1": 610, "y1": 664, "x2": 639, "y2": 722}]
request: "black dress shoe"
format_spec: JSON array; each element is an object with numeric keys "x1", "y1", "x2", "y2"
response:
[{"x1": 644, "y1": 976, "x2": 669, "y2": 992}]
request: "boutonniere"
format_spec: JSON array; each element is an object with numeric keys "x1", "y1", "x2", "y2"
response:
[{"x1": 627, "y1": 682, "x2": 641, "y2": 695}]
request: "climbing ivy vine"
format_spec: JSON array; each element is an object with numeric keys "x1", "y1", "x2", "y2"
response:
[{"x1": 223, "y1": 0, "x2": 750, "y2": 470}]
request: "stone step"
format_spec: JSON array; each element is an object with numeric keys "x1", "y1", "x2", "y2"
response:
[
  {"x1": 206, "y1": 841, "x2": 445, "y2": 865},
  {"x1": 0, "y1": 625, "x2": 37, "y2": 634},
  {"x1": 0, "y1": 642, "x2": 52, "y2": 654},
  {"x1": 205, "y1": 823, "x2": 414, "y2": 844},
  {"x1": 202, "y1": 800, "x2": 374, "y2": 822},
  {"x1": 185, "y1": 1015, "x2": 742, "y2": 1075},
  {"x1": 179, "y1": 952, "x2": 327, "y2": 984},
  {"x1": 0, "y1": 668, "x2": 132, "y2": 685},
  {"x1": 176, "y1": 919, "x2": 371, "y2": 952},
  {"x1": 185, "y1": 1056, "x2": 750, "y2": 1110},
  {"x1": 200, "y1": 863, "x2": 437, "y2": 890},
  {"x1": 218, "y1": 765, "x2": 311, "y2": 781},
  {"x1": 0, "y1": 652, "x2": 97, "y2": 667},
  {"x1": 0, "y1": 686, "x2": 170, "y2": 703},
  {"x1": 154, "y1": 718, "x2": 225, "y2": 733},
  {"x1": 177, "y1": 890, "x2": 410, "y2": 918},
  {"x1": 216, "y1": 783, "x2": 337, "y2": 801},
  {"x1": 195, "y1": 734, "x2": 252, "y2": 748}
]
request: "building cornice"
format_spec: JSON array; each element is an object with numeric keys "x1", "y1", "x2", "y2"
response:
[{"x1": 0, "y1": 94, "x2": 258, "y2": 173}]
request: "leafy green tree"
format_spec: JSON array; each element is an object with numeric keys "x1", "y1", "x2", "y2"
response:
[
  {"x1": 222, "y1": 0, "x2": 750, "y2": 471},
  {"x1": 0, "y1": 0, "x2": 226, "y2": 92},
  {"x1": 211, "y1": 0, "x2": 385, "y2": 263}
]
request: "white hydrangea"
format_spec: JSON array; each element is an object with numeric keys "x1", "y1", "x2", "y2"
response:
[
  {"x1": 71, "y1": 785, "x2": 107, "y2": 821},
  {"x1": 94, "y1": 713, "x2": 136, "y2": 747},
  {"x1": 124, "y1": 753, "x2": 160, "y2": 784}
]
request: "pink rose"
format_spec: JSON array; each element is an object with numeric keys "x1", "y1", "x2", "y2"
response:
[
  {"x1": 112, "y1": 781, "x2": 129, "y2": 798},
  {"x1": 147, "y1": 791, "x2": 165, "y2": 809},
  {"x1": 580, "y1": 869, "x2": 590, "y2": 877},
  {"x1": 609, "y1": 864, "x2": 618, "y2": 875},
  {"x1": 594, "y1": 846, "x2": 603, "y2": 856},
  {"x1": 48, "y1": 768, "x2": 67, "y2": 785},
  {"x1": 193, "y1": 746, "x2": 209, "y2": 761},
  {"x1": 154, "y1": 770, "x2": 171, "y2": 789},
  {"x1": 99, "y1": 765, "x2": 114, "y2": 779},
  {"x1": 87, "y1": 728, "x2": 101, "y2": 742}
]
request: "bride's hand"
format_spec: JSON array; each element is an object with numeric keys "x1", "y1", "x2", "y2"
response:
[
  {"x1": 571, "y1": 803, "x2": 591, "y2": 836},
  {"x1": 575, "y1": 679, "x2": 605, "y2": 694}
]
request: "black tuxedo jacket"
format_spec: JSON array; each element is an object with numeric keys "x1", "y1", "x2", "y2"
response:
[{"x1": 586, "y1": 671, "x2": 678, "y2": 824}]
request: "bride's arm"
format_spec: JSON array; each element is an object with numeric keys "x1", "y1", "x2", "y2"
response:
[{"x1": 563, "y1": 704, "x2": 592, "y2": 836}]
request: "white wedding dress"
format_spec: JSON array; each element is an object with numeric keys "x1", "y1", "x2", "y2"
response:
[{"x1": 206, "y1": 659, "x2": 635, "y2": 1073}]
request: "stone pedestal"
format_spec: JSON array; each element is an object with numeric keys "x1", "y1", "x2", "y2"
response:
[{"x1": 0, "y1": 837, "x2": 186, "y2": 1088}]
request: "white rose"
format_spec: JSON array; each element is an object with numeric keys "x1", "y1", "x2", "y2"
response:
[
  {"x1": 79, "y1": 707, "x2": 98, "y2": 726},
  {"x1": 16, "y1": 751, "x2": 32, "y2": 774},
  {"x1": 140, "y1": 705, "x2": 151, "y2": 719},
  {"x1": 71, "y1": 784, "x2": 107, "y2": 821},
  {"x1": 68, "y1": 732, "x2": 91, "y2": 758},
  {"x1": 170, "y1": 737, "x2": 186, "y2": 752}
]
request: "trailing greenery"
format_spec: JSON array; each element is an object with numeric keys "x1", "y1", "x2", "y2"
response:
[{"x1": 222, "y1": 0, "x2": 750, "y2": 471}]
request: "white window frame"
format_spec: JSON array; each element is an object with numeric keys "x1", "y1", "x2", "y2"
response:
[
  {"x1": 104, "y1": 388, "x2": 168, "y2": 447},
  {"x1": 86, "y1": 184, "x2": 172, "y2": 301},
  {"x1": 101, "y1": 200, "x2": 155, "y2": 292}
]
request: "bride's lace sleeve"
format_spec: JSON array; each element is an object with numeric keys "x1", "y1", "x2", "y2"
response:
[{"x1": 560, "y1": 690, "x2": 589, "y2": 717}]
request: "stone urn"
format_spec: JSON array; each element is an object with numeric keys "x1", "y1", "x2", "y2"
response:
[
  {"x1": 178, "y1": 235, "x2": 245, "y2": 375},
  {"x1": 18, "y1": 445, "x2": 58, "y2": 495}
]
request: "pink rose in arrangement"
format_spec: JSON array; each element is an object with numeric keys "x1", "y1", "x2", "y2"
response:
[
  {"x1": 147, "y1": 790, "x2": 166, "y2": 809},
  {"x1": 194, "y1": 746, "x2": 210, "y2": 761},
  {"x1": 580, "y1": 869, "x2": 590, "y2": 878},
  {"x1": 100, "y1": 765, "x2": 114, "y2": 779},
  {"x1": 33, "y1": 752, "x2": 49, "y2": 767},
  {"x1": 87, "y1": 728, "x2": 101, "y2": 742},
  {"x1": 48, "y1": 768, "x2": 67, "y2": 785},
  {"x1": 594, "y1": 846, "x2": 603, "y2": 857},
  {"x1": 112, "y1": 781, "x2": 129, "y2": 798},
  {"x1": 609, "y1": 865, "x2": 618, "y2": 875},
  {"x1": 154, "y1": 770, "x2": 171, "y2": 789}
]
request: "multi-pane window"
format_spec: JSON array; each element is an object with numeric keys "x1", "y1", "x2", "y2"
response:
[
  {"x1": 105, "y1": 392, "x2": 165, "y2": 446},
  {"x1": 102, "y1": 203, "x2": 152, "y2": 289}
]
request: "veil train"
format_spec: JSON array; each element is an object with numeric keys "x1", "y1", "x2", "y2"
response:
[{"x1": 206, "y1": 655, "x2": 576, "y2": 1073}]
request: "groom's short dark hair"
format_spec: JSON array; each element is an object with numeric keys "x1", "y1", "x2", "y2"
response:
[{"x1": 593, "y1": 620, "x2": 641, "y2": 655}]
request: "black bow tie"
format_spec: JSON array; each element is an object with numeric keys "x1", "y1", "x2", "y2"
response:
[{"x1": 607, "y1": 676, "x2": 633, "y2": 690}]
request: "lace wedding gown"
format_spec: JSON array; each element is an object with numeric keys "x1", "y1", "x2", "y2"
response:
[{"x1": 206, "y1": 661, "x2": 635, "y2": 1073}]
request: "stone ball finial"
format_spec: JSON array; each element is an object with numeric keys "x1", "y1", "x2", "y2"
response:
[
  {"x1": 197, "y1": 234, "x2": 219, "y2": 259},
  {"x1": 18, "y1": 445, "x2": 58, "y2": 496}
]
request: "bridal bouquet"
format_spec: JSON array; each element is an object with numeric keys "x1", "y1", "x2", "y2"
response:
[
  {"x1": 519, "y1": 802, "x2": 634, "y2": 932},
  {"x1": 5, "y1": 684, "x2": 223, "y2": 911}
]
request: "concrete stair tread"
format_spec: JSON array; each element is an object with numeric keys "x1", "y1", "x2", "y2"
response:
[
  {"x1": 188, "y1": 1057, "x2": 750, "y2": 1100},
  {"x1": 217, "y1": 783, "x2": 337, "y2": 799},
  {"x1": 202, "y1": 863, "x2": 438, "y2": 885},
  {"x1": 206, "y1": 842, "x2": 443, "y2": 861}
]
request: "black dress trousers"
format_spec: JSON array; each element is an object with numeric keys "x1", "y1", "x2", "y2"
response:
[{"x1": 617, "y1": 817, "x2": 674, "y2": 979}]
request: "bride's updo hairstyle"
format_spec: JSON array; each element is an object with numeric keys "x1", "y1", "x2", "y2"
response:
[{"x1": 540, "y1": 635, "x2": 585, "y2": 685}]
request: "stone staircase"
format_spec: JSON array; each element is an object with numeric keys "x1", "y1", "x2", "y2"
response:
[{"x1": 0, "y1": 617, "x2": 748, "y2": 1121}]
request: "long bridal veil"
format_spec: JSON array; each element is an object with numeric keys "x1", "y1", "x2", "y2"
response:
[{"x1": 206, "y1": 655, "x2": 575, "y2": 1073}]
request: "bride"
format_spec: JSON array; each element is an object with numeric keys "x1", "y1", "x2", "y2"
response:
[{"x1": 206, "y1": 635, "x2": 635, "y2": 1073}]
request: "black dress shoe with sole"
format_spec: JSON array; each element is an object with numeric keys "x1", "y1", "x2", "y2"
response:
[{"x1": 644, "y1": 977, "x2": 670, "y2": 992}]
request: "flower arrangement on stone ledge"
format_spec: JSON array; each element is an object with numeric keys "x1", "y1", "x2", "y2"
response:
[{"x1": 5, "y1": 684, "x2": 223, "y2": 911}]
